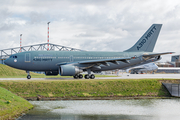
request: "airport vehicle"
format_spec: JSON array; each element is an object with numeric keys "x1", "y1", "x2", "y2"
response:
[
  {"x1": 4, "y1": 24, "x2": 173, "y2": 79},
  {"x1": 127, "y1": 63, "x2": 158, "y2": 74}
]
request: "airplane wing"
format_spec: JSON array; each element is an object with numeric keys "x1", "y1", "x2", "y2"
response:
[
  {"x1": 57, "y1": 57, "x2": 135, "y2": 69},
  {"x1": 130, "y1": 67, "x2": 144, "y2": 71},
  {"x1": 143, "y1": 52, "x2": 174, "y2": 58},
  {"x1": 142, "y1": 52, "x2": 174, "y2": 60},
  {"x1": 131, "y1": 67, "x2": 145, "y2": 71}
]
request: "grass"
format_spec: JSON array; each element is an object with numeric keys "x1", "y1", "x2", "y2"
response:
[
  {"x1": 0, "y1": 79, "x2": 171, "y2": 98},
  {"x1": 0, "y1": 64, "x2": 117, "y2": 78},
  {"x1": 0, "y1": 79, "x2": 172, "y2": 119},
  {"x1": 0, "y1": 87, "x2": 33, "y2": 120}
]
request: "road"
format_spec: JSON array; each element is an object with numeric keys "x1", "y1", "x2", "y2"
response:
[{"x1": 0, "y1": 73, "x2": 180, "y2": 80}]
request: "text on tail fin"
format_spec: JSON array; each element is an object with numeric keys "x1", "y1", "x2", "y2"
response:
[{"x1": 124, "y1": 24, "x2": 162, "y2": 52}]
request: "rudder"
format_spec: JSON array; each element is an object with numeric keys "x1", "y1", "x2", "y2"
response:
[{"x1": 124, "y1": 24, "x2": 162, "y2": 52}]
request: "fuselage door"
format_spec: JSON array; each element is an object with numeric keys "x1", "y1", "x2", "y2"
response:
[
  {"x1": 70, "y1": 55, "x2": 73, "y2": 62},
  {"x1": 25, "y1": 53, "x2": 31, "y2": 62}
]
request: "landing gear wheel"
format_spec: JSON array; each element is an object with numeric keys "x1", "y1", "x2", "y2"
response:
[
  {"x1": 84, "y1": 74, "x2": 89, "y2": 79},
  {"x1": 90, "y1": 74, "x2": 95, "y2": 79},
  {"x1": 78, "y1": 74, "x2": 83, "y2": 79},
  {"x1": 73, "y1": 74, "x2": 79, "y2": 79},
  {"x1": 27, "y1": 75, "x2": 31, "y2": 79}
]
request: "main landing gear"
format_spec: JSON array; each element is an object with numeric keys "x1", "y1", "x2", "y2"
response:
[
  {"x1": 73, "y1": 69, "x2": 95, "y2": 79},
  {"x1": 84, "y1": 74, "x2": 95, "y2": 79},
  {"x1": 73, "y1": 74, "x2": 95, "y2": 79},
  {"x1": 26, "y1": 71, "x2": 31, "y2": 79},
  {"x1": 73, "y1": 74, "x2": 83, "y2": 79}
]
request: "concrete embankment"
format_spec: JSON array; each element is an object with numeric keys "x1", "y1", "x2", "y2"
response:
[
  {"x1": 0, "y1": 87, "x2": 33, "y2": 120},
  {"x1": 0, "y1": 79, "x2": 173, "y2": 101}
]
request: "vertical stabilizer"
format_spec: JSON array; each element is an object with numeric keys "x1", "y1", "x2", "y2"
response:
[{"x1": 124, "y1": 24, "x2": 162, "y2": 52}]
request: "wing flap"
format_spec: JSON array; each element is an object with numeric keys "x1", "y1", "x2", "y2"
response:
[{"x1": 78, "y1": 57, "x2": 132, "y2": 64}]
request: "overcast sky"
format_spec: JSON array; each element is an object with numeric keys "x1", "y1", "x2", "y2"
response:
[{"x1": 1, "y1": 0, "x2": 180, "y2": 62}]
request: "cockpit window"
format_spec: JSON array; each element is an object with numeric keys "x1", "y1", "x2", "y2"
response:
[{"x1": 10, "y1": 55, "x2": 17, "y2": 58}]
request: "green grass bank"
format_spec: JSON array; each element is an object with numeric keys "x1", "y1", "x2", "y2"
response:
[
  {"x1": 0, "y1": 87, "x2": 33, "y2": 120},
  {"x1": 0, "y1": 79, "x2": 171, "y2": 100},
  {"x1": 0, "y1": 64, "x2": 116, "y2": 78}
]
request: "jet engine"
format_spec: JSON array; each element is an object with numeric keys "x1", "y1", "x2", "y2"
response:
[
  {"x1": 59, "y1": 65, "x2": 83, "y2": 76},
  {"x1": 155, "y1": 55, "x2": 161, "y2": 60},
  {"x1": 45, "y1": 71, "x2": 58, "y2": 76},
  {"x1": 157, "y1": 55, "x2": 161, "y2": 60}
]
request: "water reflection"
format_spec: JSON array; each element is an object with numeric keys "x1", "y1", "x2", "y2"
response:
[{"x1": 19, "y1": 99, "x2": 180, "y2": 120}]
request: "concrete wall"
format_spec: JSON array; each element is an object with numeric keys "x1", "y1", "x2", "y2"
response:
[{"x1": 0, "y1": 59, "x2": 5, "y2": 64}]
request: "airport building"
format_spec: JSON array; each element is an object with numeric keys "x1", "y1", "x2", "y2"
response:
[
  {"x1": 154, "y1": 55, "x2": 180, "y2": 73},
  {"x1": 171, "y1": 55, "x2": 180, "y2": 67},
  {"x1": 156, "y1": 67, "x2": 180, "y2": 73}
]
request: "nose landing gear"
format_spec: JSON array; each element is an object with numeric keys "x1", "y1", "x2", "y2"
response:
[{"x1": 26, "y1": 71, "x2": 31, "y2": 79}]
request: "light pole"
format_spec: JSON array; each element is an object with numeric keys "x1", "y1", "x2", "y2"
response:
[
  {"x1": 20, "y1": 34, "x2": 22, "y2": 52},
  {"x1": 47, "y1": 22, "x2": 50, "y2": 51}
]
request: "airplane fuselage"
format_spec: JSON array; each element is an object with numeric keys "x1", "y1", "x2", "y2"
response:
[{"x1": 6, "y1": 51, "x2": 151, "y2": 72}]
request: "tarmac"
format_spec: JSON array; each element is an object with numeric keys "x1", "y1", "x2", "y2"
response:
[{"x1": 0, "y1": 73, "x2": 180, "y2": 80}]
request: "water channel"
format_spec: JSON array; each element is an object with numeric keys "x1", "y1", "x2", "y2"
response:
[{"x1": 18, "y1": 99, "x2": 180, "y2": 120}]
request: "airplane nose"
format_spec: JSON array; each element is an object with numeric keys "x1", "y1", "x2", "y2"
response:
[
  {"x1": 4, "y1": 59, "x2": 9, "y2": 65},
  {"x1": 4, "y1": 58, "x2": 12, "y2": 66}
]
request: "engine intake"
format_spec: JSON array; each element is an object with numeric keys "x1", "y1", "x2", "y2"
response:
[{"x1": 59, "y1": 65, "x2": 83, "y2": 76}]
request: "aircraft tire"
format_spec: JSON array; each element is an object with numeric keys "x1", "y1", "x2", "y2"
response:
[
  {"x1": 27, "y1": 75, "x2": 31, "y2": 79},
  {"x1": 84, "y1": 74, "x2": 89, "y2": 79},
  {"x1": 90, "y1": 74, "x2": 95, "y2": 79},
  {"x1": 78, "y1": 74, "x2": 83, "y2": 79},
  {"x1": 73, "y1": 74, "x2": 79, "y2": 79}
]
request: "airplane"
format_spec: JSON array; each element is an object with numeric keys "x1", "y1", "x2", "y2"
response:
[
  {"x1": 126, "y1": 63, "x2": 158, "y2": 74},
  {"x1": 4, "y1": 24, "x2": 174, "y2": 79}
]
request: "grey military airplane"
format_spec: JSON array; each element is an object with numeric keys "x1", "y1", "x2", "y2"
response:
[{"x1": 4, "y1": 24, "x2": 173, "y2": 79}]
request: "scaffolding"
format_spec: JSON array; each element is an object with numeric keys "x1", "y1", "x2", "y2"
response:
[{"x1": 0, "y1": 43, "x2": 85, "y2": 60}]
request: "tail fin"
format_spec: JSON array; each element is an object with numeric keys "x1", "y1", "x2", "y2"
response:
[{"x1": 124, "y1": 24, "x2": 162, "y2": 52}]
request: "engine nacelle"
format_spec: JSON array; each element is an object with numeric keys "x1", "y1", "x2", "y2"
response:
[
  {"x1": 45, "y1": 71, "x2": 58, "y2": 76},
  {"x1": 59, "y1": 65, "x2": 83, "y2": 76},
  {"x1": 157, "y1": 55, "x2": 161, "y2": 60}
]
